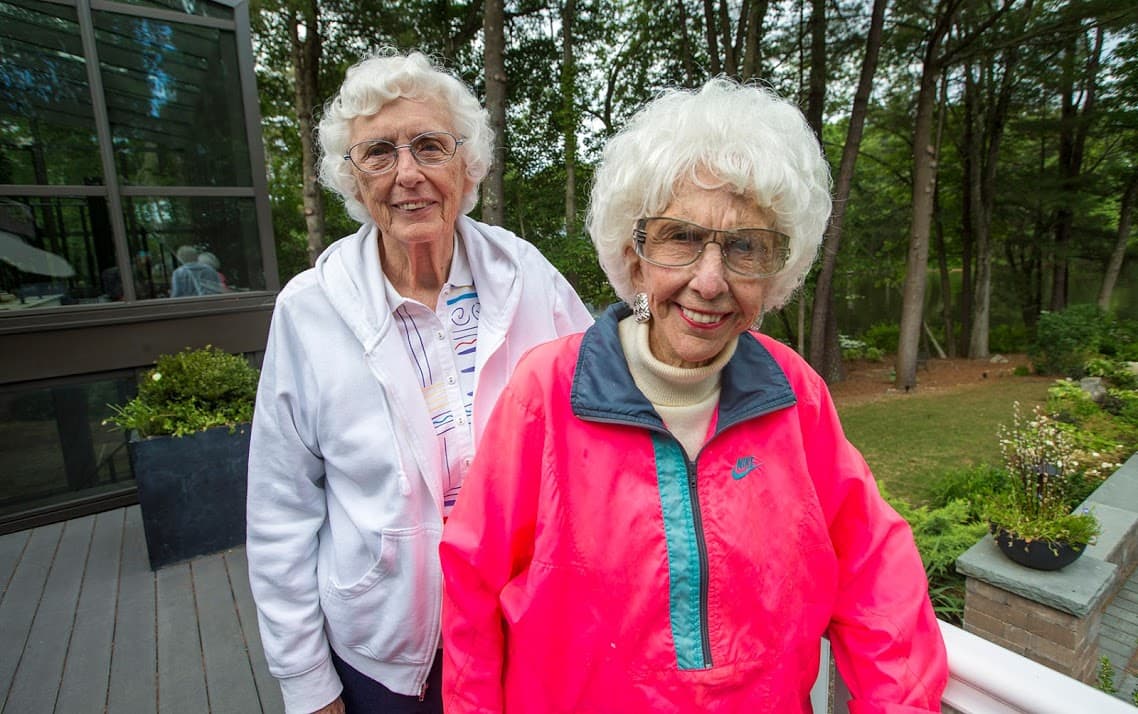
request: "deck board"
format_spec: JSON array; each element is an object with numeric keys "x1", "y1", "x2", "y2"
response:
[
  {"x1": 0, "y1": 529, "x2": 30, "y2": 596},
  {"x1": 194, "y1": 555, "x2": 262, "y2": 713},
  {"x1": 56, "y1": 510, "x2": 125, "y2": 714},
  {"x1": 227, "y1": 549, "x2": 284, "y2": 713},
  {"x1": 4, "y1": 515, "x2": 93, "y2": 713},
  {"x1": 0, "y1": 506, "x2": 295, "y2": 713},
  {"x1": 156, "y1": 562, "x2": 208, "y2": 714},
  {"x1": 105, "y1": 506, "x2": 157, "y2": 714},
  {"x1": 0, "y1": 521, "x2": 62, "y2": 710}
]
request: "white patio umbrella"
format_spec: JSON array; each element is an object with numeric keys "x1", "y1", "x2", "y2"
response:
[{"x1": 0, "y1": 229, "x2": 76, "y2": 277}]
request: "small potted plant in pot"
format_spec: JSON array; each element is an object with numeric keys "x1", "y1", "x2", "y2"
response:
[
  {"x1": 985, "y1": 403, "x2": 1101, "y2": 571},
  {"x1": 106, "y1": 345, "x2": 259, "y2": 569}
]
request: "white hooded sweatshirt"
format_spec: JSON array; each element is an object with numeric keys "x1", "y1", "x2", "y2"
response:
[{"x1": 246, "y1": 217, "x2": 593, "y2": 713}]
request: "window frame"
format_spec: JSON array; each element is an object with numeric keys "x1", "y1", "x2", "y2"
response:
[{"x1": 0, "y1": 0, "x2": 277, "y2": 311}]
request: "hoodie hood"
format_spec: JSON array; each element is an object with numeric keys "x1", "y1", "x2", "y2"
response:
[{"x1": 314, "y1": 215, "x2": 525, "y2": 354}]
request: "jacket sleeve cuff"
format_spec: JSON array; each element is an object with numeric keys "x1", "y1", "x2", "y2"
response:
[{"x1": 278, "y1": 654, "x2": 342, "y2": 714}]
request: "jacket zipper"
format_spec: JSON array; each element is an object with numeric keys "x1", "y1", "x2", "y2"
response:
[
  {"x1": 586, "y1": 417, "x2": 717, "y2": 667},
  {"x1": 685, "y1": 455, "x2": 713, "y2": 668}
]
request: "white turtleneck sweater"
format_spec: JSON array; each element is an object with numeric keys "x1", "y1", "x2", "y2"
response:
[{"x1": 617, "y1": 316, "x2": 737, "y2": 460}]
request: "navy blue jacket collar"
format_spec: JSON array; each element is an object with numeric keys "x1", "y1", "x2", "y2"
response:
[{"x1": 570, "y1": 303, "x2": 796, "y2": 434}]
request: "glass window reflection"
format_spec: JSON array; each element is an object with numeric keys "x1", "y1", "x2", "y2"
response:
[
  {"x1": 0, "y1": 196, "x2": 120, "y2": 309},
  {"x1": 112, "y1": 0, "x2": 234, "y2": 21},
  {"x1": 94, "y1": 11, "x2": 251, "y2": 187},
  {"x1": 125, "y1": 196, "x2": 264, "y2": 299},
  {"x1": 0, "y1": 375, "x2": 135, "y2": 518},
  {"x1": 0, "y1": 1, "x2": 102, "y2": 186}
]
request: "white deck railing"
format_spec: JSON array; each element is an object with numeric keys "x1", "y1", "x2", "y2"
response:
[{"x1": 812, "y1": 620, "x2": 1134, "y2": 713}]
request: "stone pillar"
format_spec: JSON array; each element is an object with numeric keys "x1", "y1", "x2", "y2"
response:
[
  {"x1": 962, "y1": 577, "x2": 1104, "y2": 683},
  {"x1": 957, "y1": 454, "x2": 1138, "y2": 686}
]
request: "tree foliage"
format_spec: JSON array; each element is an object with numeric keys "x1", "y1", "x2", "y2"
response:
[{"x1": 252, "y1": 1, "x2": 1138, "y2": 383}]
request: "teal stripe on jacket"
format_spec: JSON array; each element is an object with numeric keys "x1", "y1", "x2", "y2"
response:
[{"x1": 651, "y1": 433, "x2": 708, "y2": 670}]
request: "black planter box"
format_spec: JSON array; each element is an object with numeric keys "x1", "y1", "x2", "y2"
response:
[{"x1": 130, "y1": 424, "x2": 250, "y2": 570}]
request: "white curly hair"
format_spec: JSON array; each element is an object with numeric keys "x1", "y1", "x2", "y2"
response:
[
  {"x1": 317, "y1": 50, "x2": 493, "y2": 223},
  {"x1": 585, "y1": 77, "x2": 833, "y2": 312}
]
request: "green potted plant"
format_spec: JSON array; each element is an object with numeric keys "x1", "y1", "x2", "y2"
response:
[
  {"x1": 985, "y1": 403, "x2": 1101, "y2": 571},
  {"x1": 106, "y1": 345, "x2": 259, "y2": 569}
]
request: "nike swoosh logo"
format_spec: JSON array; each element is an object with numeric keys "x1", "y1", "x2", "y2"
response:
[{"x1": 732, "y1": 465, "x2": 756, "y2": 480}]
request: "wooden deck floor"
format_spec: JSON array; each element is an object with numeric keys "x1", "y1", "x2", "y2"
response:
[{"x1": 0, "y1": 506, "x2": 283, "y2": 713}]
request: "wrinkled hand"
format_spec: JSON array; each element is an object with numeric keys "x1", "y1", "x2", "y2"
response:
[{"x1": 311, "y1": 696, "x2": 345, "y2": 714}]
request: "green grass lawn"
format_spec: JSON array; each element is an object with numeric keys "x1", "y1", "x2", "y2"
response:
[{"x1": 837, "y1": 377, "x2": 1053, "y2": 505}]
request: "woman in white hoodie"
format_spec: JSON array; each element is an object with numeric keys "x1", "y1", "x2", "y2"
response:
[{"x1": 245, "y1": 51, "x2": 593, "y2": 714}]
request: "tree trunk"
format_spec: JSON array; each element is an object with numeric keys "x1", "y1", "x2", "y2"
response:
[
  {"x1": 482, "y1": 0, "x2": 507, "y2": 225},
  {"x1": 808, "y1": 0, "x2": 887, "y2": 384},
  {"x1": 966, "y1": 63, "x2": 990, "y2": 359},
  {"x1": 289, "y1": 1, "x2": 325, "y2": 266},
  {"x1": 740, "y1": 0, "x2": 768, "y2": 81},
  {"x1": 702, "y1": 0, "x2": 721, "y2": 75},
  {"x1": 897, "y1": 84, "x2": 936, "y2": 393},
  {"x1": 718, "y1": 0, "x2": 737, "y2": 77},
  {"x1": 561, "y1": 0, "x2": 577, "y2": 237},
  {"x1": 1050, "y1": 27, "x2": 1102, "y2": 312},
  {"x1": 933, "y1": 180, "x2": 954, "y2": 358},
  {"x1": 805, "y1": 0, "x2": 825, "y2": 143},
  {"x1": 958, "y1": 63, "x2": 975, "y2": 355},
  {"x1": 933, "y1": 67, "x2": 954, "y2": 358},
  {"x1": 970, "y1": 22, "x2": 1021, "y2": 359},
  {"x1": 1099, "y1": 173, "x2": 1138, "y2": 310},
  {"x1": 677, "y1": 0, "x2": 698, "y2": 87},
  {"x1": 896, "y1": 0, "x2": 960, "y2": 391}
]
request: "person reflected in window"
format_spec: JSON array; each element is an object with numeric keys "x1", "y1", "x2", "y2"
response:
[
  {"x1": 245, "y1": 50, "x2": 593, "y2": 714},
  {"x1": 440, "y1": 79, "x2": 948, "y2": 713},
  {"x1": 196, "y1": 251, "x2": 229, "y2": 291},
  {"x1": 170, "y1": 245, "x2": 222, "y2": 297}
]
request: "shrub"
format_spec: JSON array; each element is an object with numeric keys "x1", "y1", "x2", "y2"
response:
[
  {"x1": 1047, "y1": 379, "x2": 1105, "y2": 423},
  {"x1": 1107, "y1": 388, "x2": 1138, "y2": 427},
  {"x1": 1030, "y1": 304, "x2": 1109, "y2": 377},
  {"x1": 839, "y1": 335, "x2": 884, "y2": 362},
  {"x1": 1085, "y1": 357, "x2": 1138, "y2": 390},
  {"x1": 1100, "y1": 318, "x2": 1138, "y2": 359},
  {"x1": 1047, "y1": 378, "x2": 1138, "y2": 460},
  {"x1": 883, "y1": 486, "x2": 987, "y2": 624},
  {"x1": 990, "y1": 323, "x2": 1030, "y2": 355},
  {"x1": 863, "y1": 322, "x2": 900, "y2": 353},
  {"x1": 105, "y1": 346, "x2": 259, "y2": 438},
  {"x1": 925, "y1": 465, "x2": 1007, "y2": 519}
]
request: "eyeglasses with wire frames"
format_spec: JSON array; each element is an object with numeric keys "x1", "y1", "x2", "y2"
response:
[
  {"x1": 633, "y1": 217, "x2": 791, "y2": 277},
  {"x1": 343, "y1": 131, "x2": 465, "y2": 174}
]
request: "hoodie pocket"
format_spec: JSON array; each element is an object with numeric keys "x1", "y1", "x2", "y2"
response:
[{"x1": 322, "y1": 524, "x2": 442, "y2": 665}]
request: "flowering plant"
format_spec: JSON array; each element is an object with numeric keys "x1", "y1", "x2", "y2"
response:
[
  {"x1": 104, "y1": 346, "x2": 259, "y2": 438},
  {"x1": 985, "y1": 403, "x2": 1101, "y2": 549}
]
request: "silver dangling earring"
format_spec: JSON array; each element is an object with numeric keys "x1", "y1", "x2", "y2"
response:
[{"x1": 632, "y1": 292, "x2": 651, "y2": 323}]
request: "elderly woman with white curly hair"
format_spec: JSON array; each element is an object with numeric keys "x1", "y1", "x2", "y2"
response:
[
  {"x1": 440, "y1": 77, "x2": 948, "y2": 712},
  {"x1": 245, "y1": 51, "x2": 592, "y2": 714}
]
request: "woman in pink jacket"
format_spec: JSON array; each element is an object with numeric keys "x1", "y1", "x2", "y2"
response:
[{"x1": 440, "y1": 78, "x2": 948, "y2": 713}]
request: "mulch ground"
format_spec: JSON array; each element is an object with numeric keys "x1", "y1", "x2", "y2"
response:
[{"x1": 828, "y1": 353, "x2": 1043, "y2": 407}]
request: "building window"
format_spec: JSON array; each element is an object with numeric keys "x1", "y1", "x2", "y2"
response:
[
  {"x1": 0, "y1": 196, "x2": 114, "y2": 308},
  {"x1": 124, "y1": 195, "x2": 265, "y2": 297},
  {"x1": 0, "y1": 1, "x2": 102, "y2": 187},
  {"x1": 0, "y1": 0, "x2": 274, "y2": 310},
  {"x1": 94, "y1": 10, "x2": 252, "y2": 187},
  {"x1": 0, "y1": 373, "x2": 136, "y2": 522},
  {"x1": 0, "y1": 0, "x2": 274, "y2": 531}
]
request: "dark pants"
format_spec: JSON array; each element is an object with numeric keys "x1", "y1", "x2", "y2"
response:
[{"x1": 330, "y1": 649, "x2": 443, "y2": 714}]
